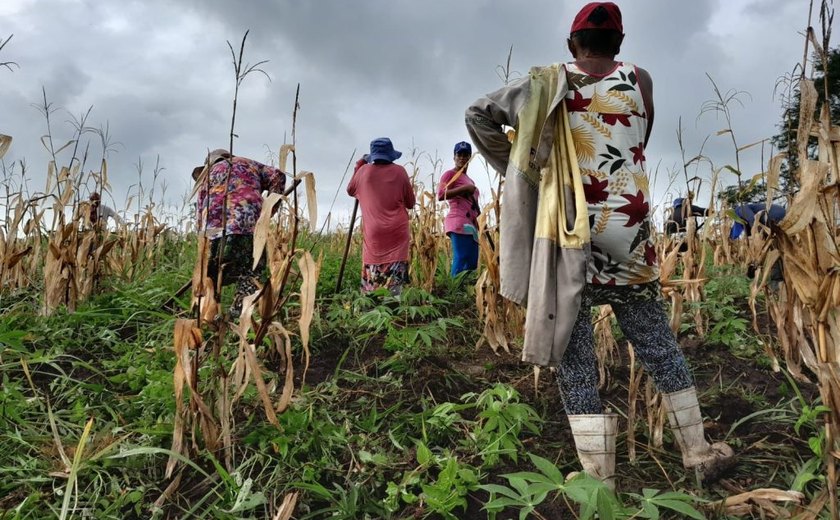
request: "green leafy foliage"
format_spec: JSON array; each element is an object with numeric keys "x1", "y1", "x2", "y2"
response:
[
  {"x1": 0, "y1": 235, "x2": 831, "y2": 518},
  {"x1": 685, "y1": 266, "x2": 763, "y2": 358},
  {"x1": 625, "y1": 489, "x2": 706, "y2": 519},
  {"x1": 464, "y1": 384, "x2": 542, "y2": 466},
  {"x1": 482, "y1": 454, "x2": 705, "y2": 520}
]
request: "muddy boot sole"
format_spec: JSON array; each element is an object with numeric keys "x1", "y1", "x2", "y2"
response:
[{"x1": 694, "y1": 442, "x2": 736, "y2": 486}]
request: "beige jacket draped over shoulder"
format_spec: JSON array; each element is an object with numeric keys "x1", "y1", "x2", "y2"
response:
[{"x1": 465, "y1": 64, "x2": 590, "y2": 367}]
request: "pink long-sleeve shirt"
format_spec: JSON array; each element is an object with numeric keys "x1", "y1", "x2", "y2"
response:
[
  {"x1": 437, "y1": 168, "x2": 480, "y2": 236},
  {"x1": 347, "y1": 161, "x2": 416, "y2": 265}
]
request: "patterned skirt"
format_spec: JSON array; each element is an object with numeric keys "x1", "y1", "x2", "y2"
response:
[{"x1": 361, "y1": 261, "x2": 410, "y2": 296}]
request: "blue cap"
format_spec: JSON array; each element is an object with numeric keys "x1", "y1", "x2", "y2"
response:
[
  {"x1": 454, "y1": 141, "x2": 472, "y2": 155},
  {"x1": 368, "y1": 137, "x2": 402, "y2": 163}
]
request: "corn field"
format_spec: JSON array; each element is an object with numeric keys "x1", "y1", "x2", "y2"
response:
[{"x1": 2, "y1": 6, "x2": 840, "y2": 520}]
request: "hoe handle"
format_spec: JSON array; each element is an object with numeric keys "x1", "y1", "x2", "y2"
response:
[{"x1": 335, "y1": 199, "x2": 359, "y2": 293}]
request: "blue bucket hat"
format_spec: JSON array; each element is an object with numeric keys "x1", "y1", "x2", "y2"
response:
[
  {"x1": 454, "y1": 141, "x2": 472, "y2": 155},
  {"x1": 368, "y1": 137, "x2": 402, "y2": 163}
]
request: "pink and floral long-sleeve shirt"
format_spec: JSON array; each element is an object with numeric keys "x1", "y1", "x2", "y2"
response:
[
  {"x1": 437, "y1": 168, "x2": 480, "y2": 238},
  {"x1": 196, "y1": 156, "x2": 286, "y2": 239}
]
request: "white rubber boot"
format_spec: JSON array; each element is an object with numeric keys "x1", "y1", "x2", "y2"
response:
[
  {"x1": 567, "y1": 414, "x2": 618, "y2": 491},
  {"x1": 662, "y1": 387, "x2": 735, "y2": 484}
]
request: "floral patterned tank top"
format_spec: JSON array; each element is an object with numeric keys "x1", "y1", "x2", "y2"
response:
[{"x1": 564, "y1": 61, "x2": 658, "y2": 286}]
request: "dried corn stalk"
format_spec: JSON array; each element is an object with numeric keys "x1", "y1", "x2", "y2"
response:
[
  {"x1": 593, "y1": 306, "x2": 618, "y2": 389},
  {"x1": 475, "y1": 191, "x2": 524, "y2": 354},
  {"x1": 167, "y1": 319, "x2": 214, "y2": 478},
  {"x1": 644, "y1": 377, "x2": 666, "y2": 450},
  {"x1": 746, "y1": 72, "x2": 840, "y2": 516},
  {"x1": 411, "y1": 189, "x2": 441, "y2": 292},
  {"x1": 657, "y1": 235, "x2": 684, "y2": 334},
  {"x1": 626, "y1": 343, "x2": 644, "y2": 461}
]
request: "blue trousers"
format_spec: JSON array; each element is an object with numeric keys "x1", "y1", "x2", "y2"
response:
[{"x1": 449, "y1": 232, "x2": 479, "y2": 276}]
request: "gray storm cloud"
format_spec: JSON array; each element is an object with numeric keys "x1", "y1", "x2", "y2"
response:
[{"x1": 1, "y1": 0, "x2": 820, "y2": 224}]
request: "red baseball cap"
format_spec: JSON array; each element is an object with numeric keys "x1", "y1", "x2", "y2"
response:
[{"x1": 570, "y1": 2, "x2": 623, "y2": 34}]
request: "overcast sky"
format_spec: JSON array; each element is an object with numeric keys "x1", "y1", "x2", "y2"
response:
[{"x1": 0, "y1": 0, "x2": 829, "y2": 227}]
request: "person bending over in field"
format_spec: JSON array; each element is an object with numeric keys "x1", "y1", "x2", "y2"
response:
[
  {"x1": 194, "y1": 148, "x2": 286, "y2": 317},
  {"x1": 437, "y1": 141, "x2": 481, "y2": 277},
  {"x1": 88, "y1": 192, "x2": 124, "y2": 228},
  {"x1": 731, "y1": 202, "x2": 787, "y2": 283},
  {"x1": 465, "y1": 1, "x2": 734, "y2": 490},
  {"x1": 664, "y1": 191, "x2": 710, "y2": 236},
  {"x1": 347, "y1": 138, "x2": 415, "y2": 296},
  {"x1": 729, "y1": 202, "x2": 786, "y2": 240}
]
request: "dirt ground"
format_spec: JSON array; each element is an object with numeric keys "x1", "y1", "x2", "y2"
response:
[{"x1": 296, "y1": 314, "x2": 819, "y2": 519}]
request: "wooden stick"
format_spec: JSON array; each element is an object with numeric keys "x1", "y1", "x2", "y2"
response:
[{"x1": 335, "y1": 199, "x2": 359, "y2": 293}]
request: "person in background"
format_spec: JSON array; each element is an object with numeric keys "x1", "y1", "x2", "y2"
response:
[
  {"x1": 437, "y1": 141, "x2": 480, "y2": 276},
  {"x1": 194, "y1": 148, "x2": 286, "y2": 317},
  {"x1": 731, "y1": 202, "x2": 787, "y2": 282},
  {"x1": 89, "y1": 192, "x2": 124, "y2": 227},
  {"x1": 465, "y1": 1, "x2": 734, "y2": 490},
  {"x1": 730, "y1": 202, "x2": 786, "y2": 239},
  {"x1": 664, "y1": 192, "x2": 709, "y2": 235},
  {"x1": 347, "y1": 137, "x2": 415, "y2": 296}
]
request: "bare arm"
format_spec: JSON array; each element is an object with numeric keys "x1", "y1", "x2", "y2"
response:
[
  {"x1": 100, "y1": 205, "x2": 124, "y2": 226},
  {"x1": 636, "y1": 66, "x2": 654, "y2": 148}
]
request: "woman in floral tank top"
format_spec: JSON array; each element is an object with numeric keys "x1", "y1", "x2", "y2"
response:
[
  {"x1": 551, "y1": 2, "x2": 736, "y2": 489},
  {"x1": 465, "y1": 2, "x2": 736, "y2": 490}
]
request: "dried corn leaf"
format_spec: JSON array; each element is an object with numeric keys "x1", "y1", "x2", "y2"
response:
[
  {"x1": 643, "y1": 377, "x2": 665, "y2": 449},
  {"x1": 766, "y1": 153, "x2": 785, "y2": 198},
  {"x1": 270, "y1": 321, "x2": 295, "y2": 414},
  {"x1": 278, "y1": 144, "x2": 295, "y2": 173},
  {"x1": 4, "y1": 246, "x2": 32, "y2": 269},
  {"x1": 0, "y1": 134, "x2": 11, "y2": 159},
  {"x1": 236, "y1": 293, "x2": 279, "y2": 426},
  {"x1": 167, "y1": 319, "x2": 204, "y2": 478},
  {"x1": 594, "y1": 306, "x2": 617, "y2": 389},
  {"x1": 253, "y1": 192, "x2": 283, "y2": 270},
  {"x1": 781, "y1": 160, "x2": 830, "y2": 235},
  {"x1": 797, "y1": 80, "x2": 818, "y2": 165},
  {"x1": 626, "y1": 343, "x2": 642, "y2": 461},
  {"x1": 99, "y1": 158, "x2": 109, "y2": 191},
  {"x1": 298, "y1": 171, "x2": 317, "y2": 231},
  {"x1": 297, "y1": 251, "x2": 320, "y2": 385},
  {"x1": 711, "y1": 487, "x2": 804, "y2": 518},
  {"x1": 272, "y1": 492, "x2": 299, "y2": 520}
]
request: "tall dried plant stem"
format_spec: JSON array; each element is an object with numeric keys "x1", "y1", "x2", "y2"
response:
[{"x1": 277, "y1": 84, "x2": 301, "y2": 299}]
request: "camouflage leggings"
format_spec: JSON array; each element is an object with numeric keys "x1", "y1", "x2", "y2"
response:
[
  {"x1": 207, "y1": 234, "x2": 265, "y2": 316},
  {"x1": 556, "y1": 282, "x2": 694, "y2": 415}
]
